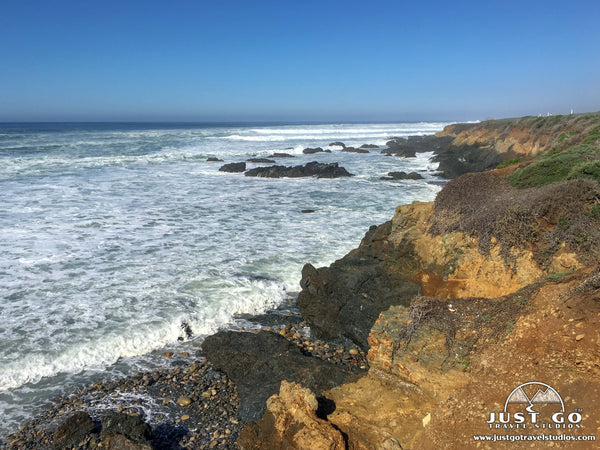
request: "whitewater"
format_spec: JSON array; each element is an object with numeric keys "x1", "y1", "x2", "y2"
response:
[{"x1": 0, "y1": 121, "x2": 450, "y2": 434}]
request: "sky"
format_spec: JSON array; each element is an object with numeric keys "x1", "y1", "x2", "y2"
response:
[{"x1": 1, "y1": 0, "x2": 599, "y2": 122}]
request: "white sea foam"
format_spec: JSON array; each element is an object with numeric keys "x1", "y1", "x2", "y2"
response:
[{"x1": 0, "y1": 121, "x2": 448, "y2": 434}]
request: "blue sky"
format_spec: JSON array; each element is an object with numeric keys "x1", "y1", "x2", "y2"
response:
[{"x1": 1, "y1": 0, "x2": 599, "y2": 122}]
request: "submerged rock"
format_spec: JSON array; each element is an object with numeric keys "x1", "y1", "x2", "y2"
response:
[
  {"x1": 206, "y1": 157, "x2": 223, "y2": 162},
  {"x1": 329, "y1": 141, "x2": 346, "y2": 148},
  {"x1": 247, "y1": 158, "x2": 276, "y2": 163},
  {"x1": 219, "y1": 162, "x2": 246, "y2": 172},
  {"x1": 360, "y1": 144, "x2": 379, "y2": 149},
  {"x1": 244, "y1": 161, "x2": 353, "y2": 178},
  {"x1": 342, "y1": 147, "x2": 370, "y2": 153},
  {"x1": 268, "y1": 152, "x2": 296, "y2": 158}
]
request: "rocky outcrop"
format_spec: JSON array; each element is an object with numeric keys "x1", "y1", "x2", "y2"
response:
[
  {"x1": 244, "y1": 162, "x2": 353, "y2": 179},
  {"x1": 219, "y1": 162, "x2": 246, "y2": 172},
  {"x1": 238, "y1": 381, "x2": 345, "y2": 449},
  {"x1": 360, "y1": 144, "x2": 379, "y2": 149},
  {"x1": 303, "y1": 147, "x2": 331, "y2": 154},
  {"x1": 380, "y1": 171, "x2": 424, "y2": 180},
  {"x1": 329, "y1": 142, "x2": 346, "y2": 148},
  {"x1": 384, "y1": 135, "x2": 453, "y2": 158},
  {"x1": 202, "y1": 331, "x2": 358, "y2": 421}
]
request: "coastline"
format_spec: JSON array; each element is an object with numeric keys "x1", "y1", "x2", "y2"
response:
[{"x1": 4, "y1": 112, "x2": 600, "y2": 448}]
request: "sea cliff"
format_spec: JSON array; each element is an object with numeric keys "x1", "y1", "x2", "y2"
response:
[{"x1": 240, "y1": 112, "x2": 600, "y2": 448}]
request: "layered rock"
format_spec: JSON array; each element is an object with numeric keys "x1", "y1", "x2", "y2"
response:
[{"x1": 238, "y1": 381, "x2": 345, "y2": 449}]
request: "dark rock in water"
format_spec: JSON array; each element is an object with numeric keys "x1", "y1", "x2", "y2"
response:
[
  {"x1": 219, "y1": 162, "x2": 246, "y2": 172},
  {"x1": 360, "y1": 144, "x2": 379, "y2": 149},
  {"x1": 100, "y1": 412, "x2": 152, "y2": 444},
  {"x1": 297, "y1": 221, "x2": 421, "y2": 349},
  {"x1": 432, "y1": 144, "x2": 505, "y2": 179},
  {"x1": 342, "y1": 146, "x2": 370, "y2": 153},
  {"x1": 202, "y1": 330, "x2": 356, "y2": 422},
  {"x1": 268, "y1": 152, "x2": 296, "y2": 158},
  {"x1": 53, "y1": 412, "x2": 96, "y2": 448},
  {"x1": 245, "y1": 162, "x2": 353, "y2": 178},
  {"x1": 384, "y1": 135, "x2": 453, "y2": 158},
  {"x1": 247, "y1": 158, "x2": 276, "y2": 163},
  {"x1": 206, "y1": 157, "x2": 223, "y2": 162},
  {"x1": 329, "y1": 141, "x2": 346, "y2": 148},
  {"x1": 303, "y1": 147, "x2": 331, "y2": 154},
  {"x1": 380, "y1": 171, "x2": 424, "y2": 180},
  {"x1": 301, "y1": 209, "x2": 316, "y2": 213}
]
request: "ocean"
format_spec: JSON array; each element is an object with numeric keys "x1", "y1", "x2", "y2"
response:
[{"x1": 0, "y1": 121, "x2": 449, "y2": 434}]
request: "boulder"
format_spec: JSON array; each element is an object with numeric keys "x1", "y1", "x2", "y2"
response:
[
  {"x1": 329, "y1": 141, "x2": 346, "y2": 148},
  {"x1": 219, "y1": 162, "x2": 246, "y2": 173},
  {"x1": 244, "y1": 162, "x2": 353, "y2": 178},
  {"x1": 206, "y1": 157, "x2": 223, "y2": 162},
  {"x1": 360, "y1": 144, "x2": 379, "y2": 149},
  {"x1": 202, "y1": 331, "x2": 356, "y2": 421},
  {"x1": 53, "y1": 412, "x2": 95, "y2": 448},
  {"x1": 100, "y1": 412, "x2": 152, "y2": 444}
]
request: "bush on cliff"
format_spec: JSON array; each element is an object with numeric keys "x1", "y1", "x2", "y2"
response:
[
  {"x1": 430, "y1": 172, "x2": 600, "y2": 264},
  {"x1": 509, "y1": 144, "x2": 600, "y2": 188}
]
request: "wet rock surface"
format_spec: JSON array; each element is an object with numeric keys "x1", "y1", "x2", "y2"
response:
[
  {"x1": 202, "y1": 330, "x2": 364, "y2": 422},
  {"x1": 244, "y1": 161, "x2": 353, "y2": 178}
]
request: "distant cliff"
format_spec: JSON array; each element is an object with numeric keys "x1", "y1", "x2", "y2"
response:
[{"x1": 432, "y1": 112, "x2": 600, "y2": 178}]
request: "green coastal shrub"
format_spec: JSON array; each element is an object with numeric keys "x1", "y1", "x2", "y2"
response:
[
  {"x1": 509, "y1": 144, "x2": 600, "y2": 188},
  {"x1": 568, "y1": 160, "x2": 600, "y2": 183},
  {"x1": 496, "y1": 158, "x2": 522, "y2": 169},
  {"x1": 582, "y1": 126, "x2": 600, "y2": 145}
]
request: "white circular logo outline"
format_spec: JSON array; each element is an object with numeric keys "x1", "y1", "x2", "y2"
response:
[{"x1": 503, "y1": 381, "x2": 564, "y2": 412}]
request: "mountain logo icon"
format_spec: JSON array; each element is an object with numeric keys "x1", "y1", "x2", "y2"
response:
[{"x1": 504, "y1": 382, "x2": 564, "y2": 412}]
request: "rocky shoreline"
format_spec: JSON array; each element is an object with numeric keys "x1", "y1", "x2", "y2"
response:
[{"x1": 5, "y1": 113, "x2": 600, "y2": 448}]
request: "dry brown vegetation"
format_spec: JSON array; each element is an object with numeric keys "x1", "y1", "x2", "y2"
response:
[{"x1": 429, "y1": 172, "x2": 600, "y2": 264}]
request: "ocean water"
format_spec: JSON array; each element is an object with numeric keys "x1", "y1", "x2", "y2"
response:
[{"x1": 0, "y1": 121, "x2": 449, "y2": 434}]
